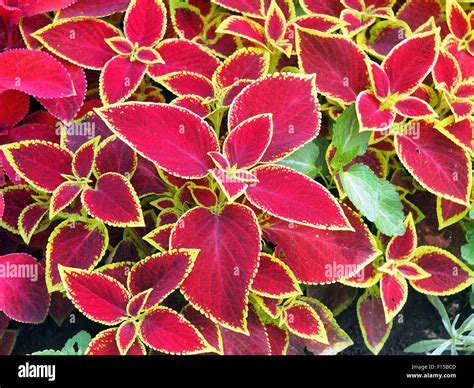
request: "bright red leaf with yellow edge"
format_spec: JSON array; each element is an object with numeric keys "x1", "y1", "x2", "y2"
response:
[
  {"x1": 46, "y1": 219, "x2": 109, "y2": 292},
  {"x1": 263, "y1": 205, "x2": 380, "y2": 284},
  {"x1": 385, "y1": 213, "x2": 417, "y2": 261},
  {"x1": 49, "y1": 182, "x2": 82, "y2": 219},
  {"x1": 124, "y1": 0, "x2": 167, "y2": 47},
  {"x1": 380, "y1": 273, "x2": 408, "y2": 323},
  {"x1": 395, "y1": 121, "x2": 472, "y2": 206},
  {"x1": 128, "y1": 249, "x2": 199, "y2": 310},
  {"x1": 251, "y1": 253, "x2": 301, "y2": 298},
  {"x1": 382, "y1": 30, "x2": 438, "y2": 96},
  {"x1": 283, "y1": 301, "x2": 328, "y2": 343},
  {"x1": 228, "y1": 73, "x2": 320, "y2": 162},
  {"x1": 139, "y1": 306, "x2": 210, "y2": 355},
  {"x1": 409, "y1": 247, "x2": 474, "y2": 295},
  {"x1": 296, "y1": 28, "x2": 369, "y2": 104},
  {"x1": 182, "y1": 305, "x2": 223, "y2": 354},
  {"x1": 0, "y1": 253, "x2": 50, "y2": 324},
  {"x1": 96, "y1": 102, "x2": 219, "y2": 179},
  {"x1": 246, "y1": 165, "x2": 352, "y2": 230},
  {"x1": 223, "y1": 114, "x2": 273, "y2": 169},
  {"x1": 213, "y1": 47, "x2": 270, "y2": 90},
  {"x1": 170, "y1": 203, "x2": 261, "y2": 333},
  {"x1": 82, "y1": 172, "x2": 144, "y2": 227},
  {"x1": 2, "y1": 141, "x2": 73, "y2": 193},
  {"x1": 86, "y1": 328, "x2": 145, "y2": 355},
  {"x1": 33, "y1": 18, "x2": 121, "y2": 70},
  {"x1": 59, "y1": 266, "x2": 130, "y2": 325},
  {"x1": 149, "y1": 39, "x2": 219, "y2": 79},
  {"x1": 0, "y1": 50, "x2": 75, "y2": 98}
]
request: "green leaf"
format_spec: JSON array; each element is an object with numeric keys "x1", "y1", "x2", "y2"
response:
[
  {"x1": 31, "y1": 331, "x2": 91, "y2": 356},
  {"x1": 62, "y1": 330, "x2": 92, "y2": 355},
  {"x1": 404, "y1": 339, "x2": 448, "y2": 354},
  {"x1": 339, "y1": 163, "x2": 405, "y2": 236},
  {"x1": 427, "y1": 296, "x2": 454, "y2": 336},
  {"x1": 331, "y1": 104, "x2": 370, "y2": 170},
  {"x1": 461, "y1": 242, "x2": 474, "y2": 265},
  {"x1": 278, "y1": 140, "x2": 324, "y2": 178}
]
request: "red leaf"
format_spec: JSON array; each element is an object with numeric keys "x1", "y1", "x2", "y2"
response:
[
  {"x1": 297, "y1": 29, "x2": 369, "y2": 104},
  {"x1": 217, "y1": 16, "x2": 268, "y2": 50},
  {"x1": 247, "y1": 165, "x2": 351, "y2": 229},
  {"x1": 59, "y1": 266, "x2": 129, "y2": 325},
  {"x1": 0, "y1": 90, "x2": 29, "y2": 128},
  {"x1": 182, "y1": 305, "x2": 223, "y2": 354},
  {"x1": 395, "y1": 121, "x2": 471, "y2": 206},
  {"x1": 212, "y1": 0, "x2": 264, "y2": 18},
  {"x1": 86, "y1": 328, "x2": 145, "y2": 355},
  {"x1": 149, "y1": 39, "x2": 219, "y2": 79},
  {"x1": 50, "y1": 182, "x2": 82, "y2": 218},
  {"x1": 58, "y1": 0, "x2": 129, "y2": 18},
  {"x1": 409, "y1": 247, "x2": 474, "y2": 295},
  {"x1": 170, "y1": 204, "x2": 261, "y2": 332},
  {"x1": 437, "y1": 197, "x2": 470, "y2": 230},
  {"x1": 265, "y1": 323, "x2": 288, "y2": 355},
  {"x1": 357, "y1": 288, "x2": 392, "y2": 355},
  {"x1": 368, "y1": 62, "x2": 390, "y2": 100},
  {"x1": 156, "y1": 71, "x2": 214, "y2": 99},
  {"x1": 265, "y1": 0, "x2": 286, "y2": 42},
  {"x1": 284, "y1": 301, "x2": 328, "y2": 343},
  {"x1": 300, "y1": 0, "x2": 343, "y2": 16},
  {"x1": 356, "y1": 91, "x2": 395, "y2": 132},
  {"x1": 96, "y1": 102, "x2": 219, "y2": 179},
  {"x1": 82, "y1": 172, "x2": 145, "y2": 227},
  {"x1": 382, "y1": 30, "x2": 438, "y2": 95},
  {"x1": 139, "y1": 307, "x2": 209, "y2": 355},
  {"x1": 34, "y1": 19, "x2": 120, "y2": 70},
  {"x1": 116, "y1": 321, "x2": 138, "y2": 355},
  {"x1": 3, "y1": 141, "x2": 73, "y2": 192},
  {"x1": 386, "y1": 213, "x2": 417, "y2": 261},
  {"x1": 20, "y1": 0, "x2": 76, "y2": 17},
  {"x1": 380, "y1": 273, "x2": 408, "y2": 322},
  {"x1": 100, "y1": 56, "x2": 147, "y2": 105},
  {"x1": 72, "y1": 138, "x2": 98, "y2": 179},
  {"x1": 446, "y1": 0, "x2": 470, "y2": 40},
  {"x1": 397, "y1": 0, "x2": 442, "y2": 32},
  {"x1": 251, "y1": 253, "x2": 301, "y2": 298},
  {"x1": 0, "y1": 50, "x2": 74, "y2": 98},
  {"x1": 287, "y1": 298, "x2": 352, "y2": 355},
  {"x1": 94, "y1": 136, "x2": 137, "y2": 177},
  {"x1": 46, "y1": 219, "x2": 109, "y2": 292},
  {"x1": 128, "y1": 249, "x2": 198, "y2": 309},
  {"x1": 432, "y1": 50, "x2": 461, "y2": 93},
  {"x1": 264, "y1": 205, "x2": 380, "y2": 284},
  {"x1": 221, "y1": 305, "x2": 270, "y2": 355},
  {"x1": 213, "y1": 47, "x2": 270, "y2": 90},
  {"x1": 124, "y1": 0, "x2": 167, "y2": 47},
  {"x1": 394, "y1": 96, "x2": 437, "y2": 118},
  {"x1": 229, "y1": 73, "x2": 320, "y2": 162},
  {"x1": 38, "y1": 61, "x2": 87, "y2": 122},
  {"x1": 223, "y1": 114, "x2": 272, "y2": 168},
  {"x1": 0, "y1": 186, "x2": 36, "y2": 233},
  {"x1": 18, "y1": 203, "x2": 47, "y2": 244},
  {"x1": 0, "y1": 253, "x2": 50, "y2": 324}
]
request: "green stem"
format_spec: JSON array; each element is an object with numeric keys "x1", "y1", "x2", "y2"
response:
[{"x1": 128, "y1": 227, "x2": 153, "y2": 257}]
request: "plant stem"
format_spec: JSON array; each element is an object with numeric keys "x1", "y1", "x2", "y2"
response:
[{"x1": 128, "y1": 227, "x2": 153, "y2": 257}]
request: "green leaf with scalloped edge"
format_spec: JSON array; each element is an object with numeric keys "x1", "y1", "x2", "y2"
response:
[{"x1": 339, "y1": 163, "x2": 405, "y2": 236}]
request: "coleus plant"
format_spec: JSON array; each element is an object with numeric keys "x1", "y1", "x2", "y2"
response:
[{"x1": 0, "y1": 0, "x2": 473, "y2": 356}]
